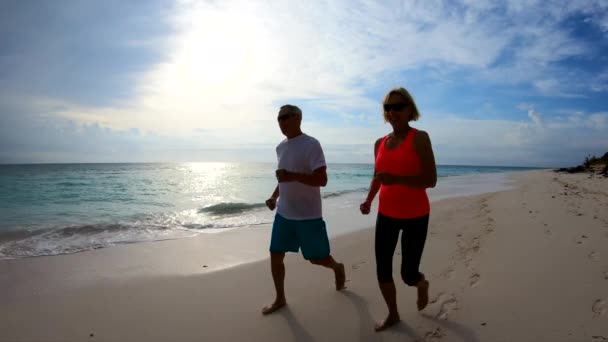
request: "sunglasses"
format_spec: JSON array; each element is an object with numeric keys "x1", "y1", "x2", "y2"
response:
[
  {"x1": 277, "y1": 113, "x2": 295, "y2": 121},
  {"x1": 383, "y1": 103, "x2": 409, "y2": 112}
]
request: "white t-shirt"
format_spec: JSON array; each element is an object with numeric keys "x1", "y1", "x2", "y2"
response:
[{"x1": 276, "y1": 133, "x2": 326, "y2": 220}]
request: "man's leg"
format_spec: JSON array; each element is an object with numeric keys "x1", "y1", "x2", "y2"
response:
[
  {"x1": 262, "y1": 252, "x2": 287, "y2": 315},
  {"x1": 298, "y1": 218, "x2": 346, "y2": 290},
  {"x1": 309, "y1": 256, "x2": 346, "y2": 290}
]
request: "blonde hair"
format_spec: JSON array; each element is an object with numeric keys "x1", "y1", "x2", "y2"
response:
[{"x1": 382, "y1": 87, "x2": 421, "y2": 122}]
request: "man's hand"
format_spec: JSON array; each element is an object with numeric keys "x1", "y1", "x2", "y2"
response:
[
  {"x1": 359, "y1": 200, "x2": 371, "y2": 215},
  {"x1": 265, "y1": 197, "x2": 277, "y2": 211},
  {"x1": 374, "y1": 172, "x2": 399, "y2": 185},
  {"x1": 276, "y1": 169, "x2": 295, "y2": 183}
]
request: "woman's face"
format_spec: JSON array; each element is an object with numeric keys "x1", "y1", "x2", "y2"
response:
[{"x1": 384, "y1": 93, "x2": 411, "y2": 127}]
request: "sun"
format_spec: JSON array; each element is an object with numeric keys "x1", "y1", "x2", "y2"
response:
[{"x1": 172, "y1": 10, "x2": 265, "y2": 90}]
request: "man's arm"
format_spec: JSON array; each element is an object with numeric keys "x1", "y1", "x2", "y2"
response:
[
  {"x1": 269, "y1": 185, "x2": 279, "y2": 199},
  {"x1": 276, "y1": 166, "x2": 328, "y2": 187},
  {"x1": 265, "y1": 185, "x2": 279, "y2": 211}
]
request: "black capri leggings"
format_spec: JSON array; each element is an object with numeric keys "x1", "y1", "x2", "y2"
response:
[{"x1": 375, "y1": 212, "x2": 429, "y2": 286}]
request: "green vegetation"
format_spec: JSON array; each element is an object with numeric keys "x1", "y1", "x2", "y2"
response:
[
  {"x1": 583, "y1": 152, "x2": 608, "y2": 168},
  {"x1": 556, "y1": 152, "x2": 607, "y2": 176}
]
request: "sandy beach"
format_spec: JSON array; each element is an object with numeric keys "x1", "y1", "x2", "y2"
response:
[{"x1": 1, "y1": 169, "x2": 607, "y2": 342}]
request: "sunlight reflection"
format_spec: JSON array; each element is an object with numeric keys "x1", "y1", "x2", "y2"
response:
[{"x1": 184, "y1": 162, "x2": 234, "y2": 204}]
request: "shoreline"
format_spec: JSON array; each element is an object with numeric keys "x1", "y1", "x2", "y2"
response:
[{"x1": 0, "y1": 170, "x2": 528, "y2": 260}]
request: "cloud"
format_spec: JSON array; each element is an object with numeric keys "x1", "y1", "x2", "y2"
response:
[
  {"x1": 40, "y1": 2, "x2": 582, "y2": 126},
  {"x1": 527, "y1": 108, "x2": 543, "y2": 127}
]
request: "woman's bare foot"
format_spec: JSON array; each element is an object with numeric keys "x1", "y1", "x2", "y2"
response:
[
  {"x1": 417, "y1": 279, "x2": 429, "y2": 311},
  {"x1": 262, "y1": 300, "x2": 286, "y2": 315},
  {"x1": 335, "y1": 263, "x2": 346, "y2": 290},
  {"x1": 374, "y1": 313, "x2": 400, "y2": 331}
]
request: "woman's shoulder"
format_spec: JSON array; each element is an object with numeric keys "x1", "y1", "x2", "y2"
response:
[
  {"x1": 412, "y1": 129, "x2": 431, "y2": 146},
  {"x1": 374, "y1": 136, "x2": 387, "y2": 148},
  {"x1": 412, "y1": 128, "x2": 429, "y2": 138}
]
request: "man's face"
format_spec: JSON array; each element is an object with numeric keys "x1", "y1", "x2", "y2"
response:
[{"x1": 277, "y1": 108, "x2": 299, "y2": 136}]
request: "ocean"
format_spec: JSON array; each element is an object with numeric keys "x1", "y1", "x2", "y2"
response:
[{"x1": 0, "y1": 163, "x2": 541, "y2": 259}]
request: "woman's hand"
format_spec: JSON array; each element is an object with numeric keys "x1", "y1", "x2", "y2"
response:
[
  {"x1": 359, "y1": 199, "x2": 372, "y2": 215},
  {"x1": 374, "y1": 172, "x2": 399, "y2": 185}
]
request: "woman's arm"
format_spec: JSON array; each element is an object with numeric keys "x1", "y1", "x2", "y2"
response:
[{"x1": 360, "y1": 138, "x2": 383, "y2": 214}]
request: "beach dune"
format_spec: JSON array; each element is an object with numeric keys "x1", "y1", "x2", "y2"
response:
[{"x1": 1, "y1": 170, "x2": 607, "y2": 341}]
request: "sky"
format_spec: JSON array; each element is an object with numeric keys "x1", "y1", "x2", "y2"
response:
[{"x1": 1, "y1": 0, "x2": 607, "y2": 167}]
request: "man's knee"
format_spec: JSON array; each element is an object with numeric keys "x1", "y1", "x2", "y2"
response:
[
  {"x1": 270, "y1": 252, "x2": 285, "y2": 265},
  {"x1": 309, "y1": 256, "x2": 331, "y2": 266}
]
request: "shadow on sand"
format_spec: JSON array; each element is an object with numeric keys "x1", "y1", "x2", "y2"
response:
[
  {"x1": 341, "y1": 289, "x2": 424, "y2": 342},
  {"x1": 421, "y1": 313, "x2": 480, "y2": 342},
  {"x1": 277, "y1": 307, "x2": 315, "y2": 342}
]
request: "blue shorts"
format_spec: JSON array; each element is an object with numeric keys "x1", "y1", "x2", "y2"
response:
[{"x1": 270, "y1": 213, "x2": 331, "y2": 261}]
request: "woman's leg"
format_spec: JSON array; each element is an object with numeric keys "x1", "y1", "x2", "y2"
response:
[
  {"x1": 400, "y1": 214, "x2": 430, "y2": 310},
  {"x1": 375, "y1": 213, "x2": 402, "y2": 331}
]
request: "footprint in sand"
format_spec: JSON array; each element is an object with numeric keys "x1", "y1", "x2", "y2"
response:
[
  {"x1": 440, "y1": 266, "x2": 455, "y2": 279},
  {"x1": 592, "y1": 299, "x2": 606, "y2": 317},
  {"x1": 589, "y1": 251, "x2": 600, "y2": 261},
  {"x1": 424, "y1": 327, "x2": 445, "y2": 341},
  {"x1": 463, "y1": 238, "x2": 481, "y2": 266},
  {"x1": 471, "y1": 237, "x2": 480, "y2": 251},
  {"x1": 469, "y1": 273, "x2": 480, "y2": 287},
  {"x1": 351, "y1": 261, "x2": 366, "y2": 270},
  {"x1": 431, "y1": 293, "x2": 458, "y2": 320},
  {"x1": 485, "y1": 217, "x2": 495, "y2": 232},
  {"x1": 603, "y1": 271, "x2": 608, "y2": 280}
]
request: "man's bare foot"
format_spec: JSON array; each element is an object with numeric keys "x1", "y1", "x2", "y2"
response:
[
  {"x1": 374, "y1": 313, "x2": 400, "y2": 332},
  {"x1": 417, "y1": 279, "x2": 429, "y2": 311},
  {"x1": 262, "y1": 300, "x2": 286, "y2": 315},
  {"x1": 335, "y1": 263, "x2": 346, "y2": 290}
]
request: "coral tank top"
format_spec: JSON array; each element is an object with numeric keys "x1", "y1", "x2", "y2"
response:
[{"x1": 375, "y1": 128, "x2": 430, "y2": 219}]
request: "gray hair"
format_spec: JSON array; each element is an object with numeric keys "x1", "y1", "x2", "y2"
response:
[{"x1": 280, "y1": 104, "x2": 302, "y2": 120}]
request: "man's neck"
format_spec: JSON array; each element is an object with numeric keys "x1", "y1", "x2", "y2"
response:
[{"x1": 286, "y1": 131, "x2": 303, "y2": 139}]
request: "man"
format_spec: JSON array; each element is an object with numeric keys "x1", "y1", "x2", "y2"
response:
[{"x1": 262, "y1": 104, "x2": 346, "y2": 315}]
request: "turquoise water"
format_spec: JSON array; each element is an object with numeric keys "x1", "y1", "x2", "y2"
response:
[{"x1": 0, "y1": 163, "x2": 539, "y2": 258}]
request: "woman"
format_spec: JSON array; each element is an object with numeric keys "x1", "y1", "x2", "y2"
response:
[{"x1": 360, "y1": 87, "x2": 437, "y2": 331}]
